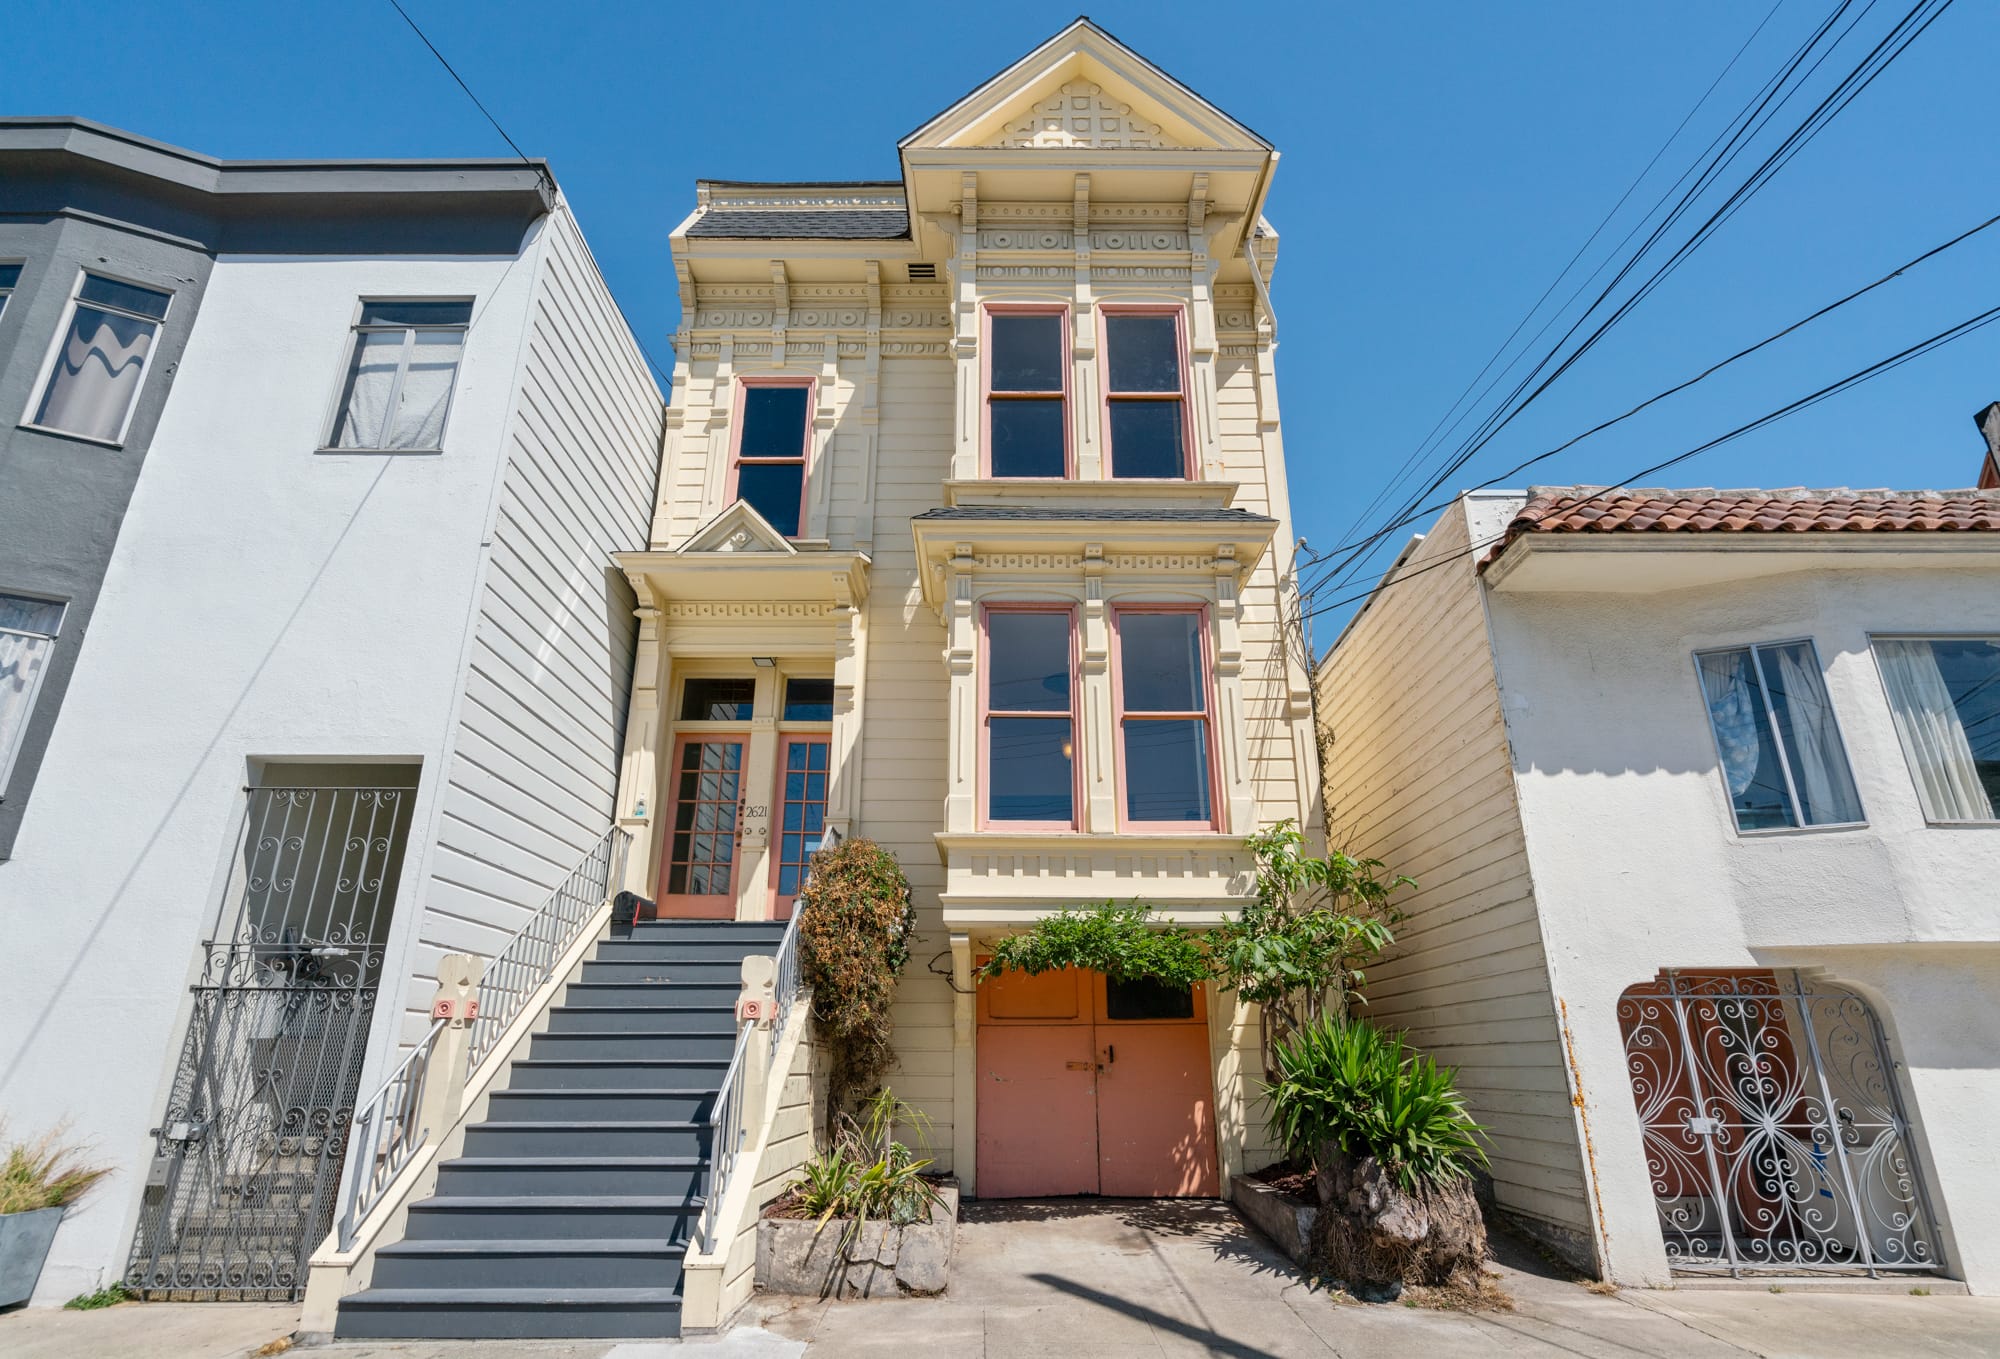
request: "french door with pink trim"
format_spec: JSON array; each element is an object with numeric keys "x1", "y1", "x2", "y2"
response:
[
  {"x1": 657, "y1": 737, "x2": 744, "y2": 918},
  {"x1": 770, "y1": 735, "x2": 830, "y2": 919}
]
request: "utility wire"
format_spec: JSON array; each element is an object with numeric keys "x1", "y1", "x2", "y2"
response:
[
  {"x1": 1316, "y1": 209, "x2": 2000, "y2": 574},
  {"x1": 384, "y1": 0, "x2": 676, "y2": 391},
  {"x1": 1298, "y1": 301, "x2": 2000, "y2": 627},
  {"x1": 1314, "y1": 0, "x2": 1956, "y2": 601}
]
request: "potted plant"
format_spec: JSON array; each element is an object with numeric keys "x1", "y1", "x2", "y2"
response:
[{"x1": 1, "y1": 1122, "x2": 112, "y2": 1309}]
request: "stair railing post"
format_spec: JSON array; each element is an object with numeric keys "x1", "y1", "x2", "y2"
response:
[
  {"x1": 736, "y1": 955, "x2": 778, "y2": 1120},
  {"x1": 420, "y1": 954, "x2": 485, "y2": 1138}
]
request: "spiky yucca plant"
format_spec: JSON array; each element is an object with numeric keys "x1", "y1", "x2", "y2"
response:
[{"x1": 0, "y1": 1122, "x2": 113, "y2": 1215}]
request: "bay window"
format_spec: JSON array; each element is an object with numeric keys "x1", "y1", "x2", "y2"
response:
[
  {"x1": 986, "y1": 309, "x2": 1067, "y2": 478},
  {"x1": 1102, "y1": 310, "x2": 1189, "y2": 479},
  {"x1": 983, "y1": 607, "x2": 1076, "y2": 826},
  {"x1": 1113, "y1": 607, "x2": 1215, "y2": 826},
  {"x1": 29, "y1": 273, "x2": 172, "y2": 445},
  {"x1": 1873, "y1": 636, "x2": 2000, "y2": 823},
  {"x1": 731, "y1": 380, "x2": 812, "y2": 537},
  {"x1": 1695, "y1": 641, "x2": 1862, "y2": 832}
]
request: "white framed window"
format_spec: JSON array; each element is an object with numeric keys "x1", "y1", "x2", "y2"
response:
[
  {"x1": 324, "y1": 299, "x2": 473, "y2": 452},
  {"x1": 0, "y1": 593, "x2": 66, "y2": 796},
  {"x1": 24, "y1": 272, "x2": 172, "y2": 446},
  {"x1": 0, "y1": 263, "x2": 21, "y2": 324},
  {"x1": 1695, "y1": 640, "x2": 1863, "y2": 833},
  {"x1": 1872, "y1": 636, "x2": 2000, "y2": 823}
]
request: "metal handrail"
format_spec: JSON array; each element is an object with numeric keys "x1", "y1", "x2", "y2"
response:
[
  {"x1": 468, "y1": 827, "x2": 629, "y2": 1070},
  {"x1": 769, "y1": 907, "x2": 804, "y2": 1065},
  {"x1": 335, "y1": 825, "x2": 629, "y2": 1250},
  {"x1": 697, "y1": 1026, "x2": 754, "y2": 1252},
  {"x1": 337, "y1": 1018, "x2": 445, "y2": 1249}
]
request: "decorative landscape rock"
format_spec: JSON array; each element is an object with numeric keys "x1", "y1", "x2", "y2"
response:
[
  {"x1": 1231, "y1": 1174, "x2": 1318, "y2": 1268},
  {"x1": 757, "y1": 1184, "x2": 958, "y2": 1299},
  {"x1": 1311, "y1": 1146, "x2": 1486, "y2": 1301}
]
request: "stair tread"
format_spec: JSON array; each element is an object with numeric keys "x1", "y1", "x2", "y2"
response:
[
  {"x1": 493, "y1": 1087, "x2": 719, "y2": 1096},
  {"x1": 416, "y1": 1195, "x2": 702, "y2": 1209},
  {"x1": 442, "y1": 1155, "x2": 707, "y2": 1167},
  {"x1": 341, "y1": 1287, "x2": 684, "y2": 1306},
  {"x1": 471, "y1": 1120, "x2": 707, "y2": 1130},
  {"x1": 509, "y1": 1058, "x2": 729, "y2": 1066},
  {"x1": 380, "y1": 1238, "x2": 688, "y2": 1256}
]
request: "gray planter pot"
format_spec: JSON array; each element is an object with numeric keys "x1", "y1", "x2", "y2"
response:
[
  {"x1": 757, "y1": 1184, "x2": 958, "y2": 1298},
  {"x1": 0, "y1": 1207, "x2": 66, "y2": 1309}
]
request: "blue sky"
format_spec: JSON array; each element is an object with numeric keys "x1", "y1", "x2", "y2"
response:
[{"x1": 13, "y1": 1, "x2": 1998, "y2": 627}]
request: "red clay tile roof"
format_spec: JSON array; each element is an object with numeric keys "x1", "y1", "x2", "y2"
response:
[{"x1": 1480, "y1": 486, "x2": 2000, "y2": 571}]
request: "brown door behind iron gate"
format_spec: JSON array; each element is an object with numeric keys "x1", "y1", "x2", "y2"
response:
[
  {"x1": 1616, "y1": 968, "x2": 1942, "y2": 1278},
  {"x1": 125, "y1": 777, "x2": 415, "y2": 1300}
]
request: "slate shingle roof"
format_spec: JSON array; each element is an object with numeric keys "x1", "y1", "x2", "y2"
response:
[
  {"x1": 686, "y1": 208, "x2": 910, "y2": 240},
  {"x1": 913, "y1": 505, "x2": 1277, "y2": 524},
  {"x1": 1481, "y1": 486, "x2": 2000, "y2": 570}
]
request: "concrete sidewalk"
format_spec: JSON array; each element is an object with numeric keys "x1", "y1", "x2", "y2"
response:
[
  {"x1": 745, "y1": 1199, "x2": 2000, "y2": 1358},
  {"x1": 5, "y1": 1201, "x2": 1994, "y2": 1357}
]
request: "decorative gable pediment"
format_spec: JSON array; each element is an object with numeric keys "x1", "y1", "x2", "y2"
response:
[
  {"x1": 987, "y1": 80, "x2": 1183, "y2": 150},
  {"x1": 678, "y1": 500, "x2": 797, "y2": 556}
]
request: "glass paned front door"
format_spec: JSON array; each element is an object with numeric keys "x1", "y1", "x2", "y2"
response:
[
  {"x1": 661, "y1": 738, "x2": 743, "y2": 916},
  {"x1": 772, "y1": 736, "x2": 829, "y2": 918}
]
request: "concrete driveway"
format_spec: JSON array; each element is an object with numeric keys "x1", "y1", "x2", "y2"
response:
[{"x1": 746, "y1": 1198, "x2": 2000, "y2": 1358}]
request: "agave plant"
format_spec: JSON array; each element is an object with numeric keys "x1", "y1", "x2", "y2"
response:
[
  {"x1": 783, "y1": 1085, "x2": 946, "y2": 1295},
  {"x1": 1263, "y1": 1015, "x2": 1488, "y2": 1193}
]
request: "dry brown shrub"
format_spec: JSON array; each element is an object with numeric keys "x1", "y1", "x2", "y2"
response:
[{"x1": 796, "y1": 837, "x2": 915, "y2": 1120}]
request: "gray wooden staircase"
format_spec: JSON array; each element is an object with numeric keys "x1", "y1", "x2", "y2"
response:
[{"x1": 333, "y1": 919, "x2": 787, "y2": 1340}]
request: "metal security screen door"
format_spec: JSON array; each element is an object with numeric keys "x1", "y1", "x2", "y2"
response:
[
  {"x1": 127, "y1": 781, "x2": 414, "y2": 1300},
  {"x1": 1617, "y1": 969, "x2": 1942, "y2": 1277}
]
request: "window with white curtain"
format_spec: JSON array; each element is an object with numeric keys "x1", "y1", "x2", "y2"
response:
[
  {"x1": 28, "y1": 273, "x2": 172, "y2": 444},
  {"x1": 1695, "y1": 640, "x2": 1863, "y2": 832},
  {"x1": 0, "y1": 263, "x2": 21, "y2": 323},
  {"x1": 0, "y1": 593, "x2": 65, "y2": 795},
  {"x1": 325, "y1": 300, "x2": 473, "y2": 451},
  {"x1": 1873, "y1": 637, "x2": 2000, "y2": 823}
]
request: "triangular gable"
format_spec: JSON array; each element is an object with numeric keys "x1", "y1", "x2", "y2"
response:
[
  {"x1": 901, "y1": 18, "x2": 1269, "y2": 154},
  {"x1": 678, "y1": 500, "x2": 798, "y2": 555}
]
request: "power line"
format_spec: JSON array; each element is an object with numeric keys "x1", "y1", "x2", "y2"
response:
[
  {"x1": 1315, "y1": 208, "x2": 2000, "y2": 575},
  {"x1": 1299, "y1": 300, "x2": 2000, "y2": 628},
  {"x1": 1315, "y1": 0, "x2": 1957, "y2": 601},
  {"x1": 383, "y1": 0, "x2": 676, "y2": 391}
]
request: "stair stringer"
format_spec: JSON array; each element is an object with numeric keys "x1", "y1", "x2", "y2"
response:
[
  {"x1": 679, "y1": 996, "x2": 819, "y2": 1332},
  {"x1": 298, "y1": 900, "x2": 615, "y2": 1336}
]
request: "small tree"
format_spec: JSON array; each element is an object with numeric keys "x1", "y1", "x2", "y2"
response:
[
  {"x1": 796, "y1": 837, "x2": 916, "y2": 1122},
  {"x1": 1208, "y1": 820, "x2": 1411, "y2": 1072}
]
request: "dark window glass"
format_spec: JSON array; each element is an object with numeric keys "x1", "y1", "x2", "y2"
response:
[
  {"x1": 0, "y1": 263, "x2": 21, "y2": 290},
  {"x1": 1106, "y1": 314, "x2": 1180, "y2": 392},
  {"x1": 1105, "y1": 974, "x2": 1195, "y2": 1020},
  {"x1": 1933, "y1": 640, "x2": 2000, "y2": 809},
  {"x1": 783, "y1": 678, "x2": 835, "y2": 721},
  {"x1": 990, "y1": 314, "x2": 1063, "y2": 392},
  {"x1": 78, "y1": 274, "x2": 171, "y2": 320},
  {"x1": 358, "y1": 299, "x2": 472, "y2": 327},
  {"x1": 990, "y1": 399, "x2": 1066, "y2": 478},
  {"x1": 1123, "y1": 719, "x2": 1211, "y2": 822},
  {"x1": 740, "y1": 385, "x2": 810, "y2": 458},
  {"x1": 737, "y1": 462, "x2": 805, "y2": 536},
  {"x1": 680, "y1": 677, "x2": 755, "y2": 721},
  {"x1": 1119, "y1": 614, "x2": 1204, "y2": 712},
  {"x1": 988, "y1": 613, "x2": 1071, "y2": 711},
  {"x1": 989, "y1": 717, "x2": 1073, "y2": 822},
  {"x1": 1697, "y1": 644, "x2": 1861, "y2": 831},
  {"x1": 667, "y1": 740, "x2": 740, "y2": 896},
  {"x1": 1109, "y1": 402, "x2": 1184, "y2": 479}
]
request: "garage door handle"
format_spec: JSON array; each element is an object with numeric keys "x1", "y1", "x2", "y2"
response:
[
  {"x1": 1105, "y1": 1045, "x2": 1114, "y2": 1065},
  {"x1": 1065, "y1": 1061, "x2": 1094, "y2": 1071}
]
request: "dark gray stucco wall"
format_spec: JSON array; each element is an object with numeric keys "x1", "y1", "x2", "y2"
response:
[{"x1": 0, "y1": 211, "x2": 213, "y2": 859}]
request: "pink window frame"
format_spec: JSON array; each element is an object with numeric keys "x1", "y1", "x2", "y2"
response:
[
  {"x1": 1109, "y1": 604, "x2": 1221, "y2": 831},
  {"x1": 769, "y1": 733, "x2": 831, "y2": 920},
  {"x1": 978, "y1": 602, "x2": 1081, "y2": 831},
  {"x1": 982, "y1": 303, "x2": 1072, "y2": 479},
  {"x1": 1097, "y1": 304, "x2": 1195, "y2": 481},
  {"x1": 724, "y1": 376, "x2": 816, "y2": 537}
]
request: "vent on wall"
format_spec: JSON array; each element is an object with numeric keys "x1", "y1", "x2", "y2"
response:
[{"x1": 906, "y1": 263, "x2": 938, "y2": 281}]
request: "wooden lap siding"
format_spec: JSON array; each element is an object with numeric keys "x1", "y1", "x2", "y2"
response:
[
  {"x1": 399, "y1": 205, "x2": 663, "y2": 1046},
  {"x1": 1316, "y1": 502, "x2": 1594, "y2": 1246}
]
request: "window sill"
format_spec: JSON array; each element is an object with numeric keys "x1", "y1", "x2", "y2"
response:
[
  {"x1": 315, "y1": 446, "x2": 444, "y2": 457},
  {"x1": 942, "y1": 478, "x2": 1237, "y2": 509},
  {"x1": 17, "y1": 422, "x2": 125, "y2": 450},
  {"x1": 1731, "y1": 820, "x2": 1870, "y2": 839}
]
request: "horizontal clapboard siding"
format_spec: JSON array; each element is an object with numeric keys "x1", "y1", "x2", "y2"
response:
[
  {"x1": 401, "y1": 203, "x2": 663, "y2": 1040},
  {"x1": 1315, "y1": 502, "x2": 1593, "y2": 1249}
]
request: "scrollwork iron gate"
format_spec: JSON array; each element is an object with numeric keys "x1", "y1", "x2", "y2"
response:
[
  {"x1": 1617, "y1": 969, "x2": 1941, "y2": 1277},
  {"x1": 126, "y1": 783, "x2": 413, "y2": 1300}
]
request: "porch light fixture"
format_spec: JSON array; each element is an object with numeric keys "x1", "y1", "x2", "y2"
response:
[{"x1": 752, "y1": 656, "x2": 776, "y2": 667}]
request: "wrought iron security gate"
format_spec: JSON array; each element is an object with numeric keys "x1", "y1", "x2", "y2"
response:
[
  {"x1": 1617, "y1": 969, "x2": 1942, "y2": 1277},
  {"x1": 126, "y1": 783, "x2": 413, "y2": 1300}
]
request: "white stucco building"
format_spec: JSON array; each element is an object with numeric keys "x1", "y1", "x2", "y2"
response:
[
  {"x1": 1317, "y1": 486, "x2": 2000, "y2": 1294},
  {"x1": 0, "y1": 124, "x2": 659, "y2": 1304}
]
